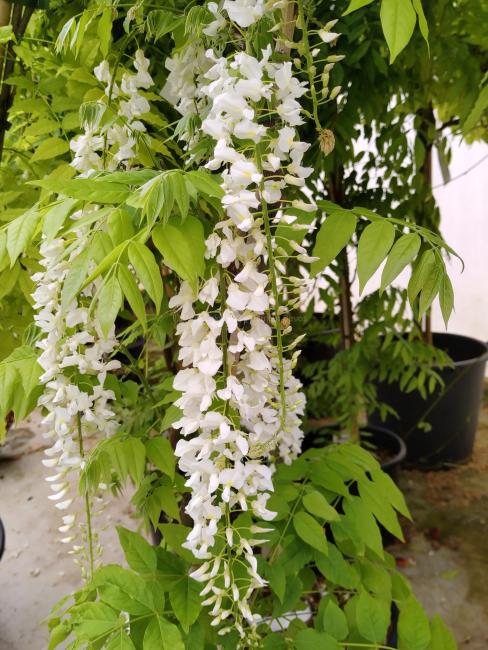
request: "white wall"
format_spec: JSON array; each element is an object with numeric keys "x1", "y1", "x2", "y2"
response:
[
  {"x1": 431, "y1": 141, "x2": 488, "y2": 342},
  {"x1": 349, "y1": 140, "x2": 488, "y2": 346}
]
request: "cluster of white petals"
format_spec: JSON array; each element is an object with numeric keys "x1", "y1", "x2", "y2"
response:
[
  {"x1": 70, "y1": 50, "x2": 154, "y2": 173},
  {"x1": 164, "y1": 6, "x2": 316, "y2": 638},
  {"x1": 32, "y1": 235, "x2": 120, "y2": 572}
]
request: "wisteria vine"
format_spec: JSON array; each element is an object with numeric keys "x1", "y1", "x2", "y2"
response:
[{"x1": 162, "y1": 1, "x2": 340, "y2": 642}]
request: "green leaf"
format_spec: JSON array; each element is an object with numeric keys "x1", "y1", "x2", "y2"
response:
[
  {"x1": 322, "y1": 600, "x2": 348, "y2": 640},
  {"x1": 97, "y1": 6, "x2": 113, "y2": 58},
  {"x1": 380, "y1": 233, "x2": 421, "y2": 291},
  {"x1": 463, "y1": 85, "x2": 488, "y2": 133},
  {"x1": 152, "y1": 216, "x2": 205, "y2": 291},
  {"x1": 169, "y1": 171, "x2": 190, "y2": 220},
  {"x1": 128, "y1": 173, "x2": 173, "y2": 224},
  {"x1": 311, "y1": 210, "x2": 357, "y2": 276},
  {"x1": 94, "y1": 565, "x2": 158, "y2": 615},
  {"x1": 0, "y1": 25, "x2": 15, "y2": 44},
  {"x1": 30, "y1": 178, "x2": 130, "y2": 204},
  {"x1": 61, "y1": 249, "x2": 90, "y2": 309},
  {"x1": 128, "y1": 242, "x2": 163, "y2": 312},
  {"x1": 186, "y1": 170, "x2": 224, "y2": 198},
  {"x1": 146, "y1": 437, "x2": 175, "y2": 479},
  {"x1": 343, "y1": 0, "x2": 374, "y2": 15},
  {"x1": 48, "y1": 622, "x2": 71, "y2": 650},
  {"x1": 106, "y1": 630, "x2": 136, "y2": 650},
  {"x1": 97, "y1": 275, "x2": 122, "y2": 338},
  {"x1": 315, "y1": 545, "x2": 359, "y2": 589},
  {"x1": 118, "y1": 265, "x2": 147, "y2": 332},
  {"x1": 369, "y1": 469, "x2": 411, "y2": 519},
  {"x1": 357, "y1": 220, "x2": 395, "y2": 293},
  {"x1": 73, "y1": 602, "x2": 119, "y2": 640},
  {"x1": 303, "y1": 491, "x2": 339, "y2": 521},
  {"x1": 158, "y1": 523, "x2": 194, "y2": 562},
  {"x1": 266, "y1": 563, "x2": 286, "y2": 603},
  {"x1": 117, "y1": 527, "x2": 157, "y2": 574},
  {"x1": 418, "y1": 262, "x2": 442, "y2": 317},
  {"x1": 169, "y1": 575, "x2": 202, "y2": 632},
  {"x1": 7, "y1": 207, "x2": 40, "y2": 265},
  {"x1": 429, "y1": 614, "x2": 457, "y2": 650},
  {"x1": 295, "y1": 629, "x2": 341, "y2": 650},
  {"x1": 147, "y1": 10, "x2": 182, "y2": 40},
  {"x1": 358, "y1": 477, "x2": 404, "y2": 540},
  {"x1": 143, "y1": 616, "x2": 184, "y2": 650},
  {"x1": 343, "y1": 496, "x2": 383, "y2": 558},
  {"x1": 412, "y1": 0, "x2": 429, "y2": 45},
  {"x1": 380, "y1": 0, "x2": 417, "y2": 63},
  {"x1": 293, "y1": 512, "x2": 328, "y2": 555},
  {"x1": 43, "y1": 198, "x2": 79, "y2": 241},
  {"x1": 31, "y1": 137, "x2": 70, "y2": 162},
  {"x1": 398, "y1": 597, "x2": 431, "y2": 650},
  {"x1": 439, "y1": 272, "x2": 454, "y2": 327},
  {"x1": 356, "y1": 591, "x2": 389, "y2": 643},
  {"x1": 407, "y1": 249, "x2": 435, "y2": 305}
]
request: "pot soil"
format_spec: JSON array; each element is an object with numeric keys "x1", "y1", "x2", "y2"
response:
[
  {"x1": 303, "y1": 424, "x2": 406, "y2": 481},
  {"x1": 368, "y1": 332, "x2": 488, "y2": 467}
]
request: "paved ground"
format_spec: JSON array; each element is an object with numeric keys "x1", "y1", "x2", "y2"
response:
[
  {"x1": 0, "y1": 416, "x2": 135, "y2": 650},
  {"x1": 391, "y1": 387, "x2": 488, "y2": 649},
  {"x1": 0, "y1": 393, "x2": 487, "y2": 649}
]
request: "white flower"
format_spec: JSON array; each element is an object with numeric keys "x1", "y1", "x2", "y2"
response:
[
  {"x1": 233, "y1": 119, "x2": 267, "y2": 142},
  {"x1": 223, "y1": 0, "x2": 265, "y2": 27}
]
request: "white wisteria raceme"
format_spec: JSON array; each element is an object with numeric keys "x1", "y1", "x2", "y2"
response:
[
  {"x1": 165, "y1": 13, "x2": 315, "y2": 639},
  {"x1": 71, "y1": 50, "x2": 154, "y2": 173},
  {"x1": 33, "y1": 234, "x2": 120, "y2": 576}
]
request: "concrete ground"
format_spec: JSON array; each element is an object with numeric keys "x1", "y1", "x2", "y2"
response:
[
  {"x1": 0, "y1": 394, "x2": 487, "y2": 649},
  {"x1": 0, "y1": 415, "x2": 135, "y2": 650},
  {"x1": 391, "y1": 385, "x2": 488, "y2": 649}
]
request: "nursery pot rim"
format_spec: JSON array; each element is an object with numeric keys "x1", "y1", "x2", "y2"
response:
[
  {"x1": 363, "y1": 424, "x2": 407, "y2": 470},
  {"x1": 430, "y1": 331, "x2": 488, "y2": 368}
]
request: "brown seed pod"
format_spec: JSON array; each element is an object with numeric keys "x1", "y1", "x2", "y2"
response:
[{"x1": 319, "y1": 128, "x2": 335, "y2": 156}]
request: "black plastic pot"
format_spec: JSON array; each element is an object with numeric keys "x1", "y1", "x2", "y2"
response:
[
  {"x1": 0, "y1": 517, "x2": 5, "y2": 560},
  {"x1": 368, "y1": 332, "x2": 488, "y2": 467},
  {"x1": 303, "y1": 424, "x2": 407, "y2": 481}
]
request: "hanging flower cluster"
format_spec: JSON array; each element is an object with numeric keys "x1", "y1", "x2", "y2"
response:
[
  {"x1": 70, "y1": 49, "x2": 154, "y2": 173},
  {"x1": 33, "y1": 235, "x2": 120, "y2": 576},
  {"x1": 33, "y1": 50, "x2": 154, "y2": 573},
  {"x1": 162, "y1": 3, "x2": 325, "y2": 641}
]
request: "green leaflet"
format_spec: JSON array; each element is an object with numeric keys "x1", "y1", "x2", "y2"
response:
[
  {"x1": 143, "y1": 616, "x2": 184, "y2": 650},
  {"x1": 321, "y1": 600, "x2": 348, "y2": 640},
  {"x1": 97, "y1": 274, "x2": 122, "y2": 338},
  {"x1": 356, "y1": 590, "x2": 390, "y2": 643},
  {"x1": 169, "y1": 575, "x2": 202, "y2": 632},
  {"x1": 152, "y1": 216, "x2": 206, "y2": 291},
  {"x1": 398, "y1": 597, "x2": 431, "y2": 650},
  {"x1": 7, "y1": 206, "x2": 41, "y2": 266},
  {"x1": 357, "y1": 220, "x2": 395, "y2": 293},
  {"x1": 439, "y1": 271, "x2": 454, "y2": 327},
  {"x1": 31, "y1": 137, "x2": 70, "y2": 162},
  {"x1": 30, "y1": 178, "x2": 130, "y2": 204},
  {"x1": 128, "y1": 242, "x2": 163, "y2": 312},
  {"x1": 117, "y1": 527, "x2": 157, "y2": 574},
  {"x1": 302, "y1": 490, "x2": 340, "y2": 521},
  {"x1": 429, "y1": 614, "x2": 457, "y2": 650},
  {"x1": 145, "y1": 437, "x2": 175, "y2": 479},
  {"x1": 311, "y1": 209, "x2": 357, "y2": 276},
  {"x1": 295, "y1": 629, "x2": 341, "y2": 650},
  {"x1": 293, "y1": 512, "x2": 328, "y2": 555},
  {"x1": 380, "y1": 0, "x2": 417, "y2": 63},
  {"x1": 118, "y1": 265, "x2": 148, "y2": 332},
  {"x1": 380, "y1": 233, "x2": 421, "y2": 291},
  {"x1": 343, "y1": 0, "x2": 375, "y2": 16}
]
